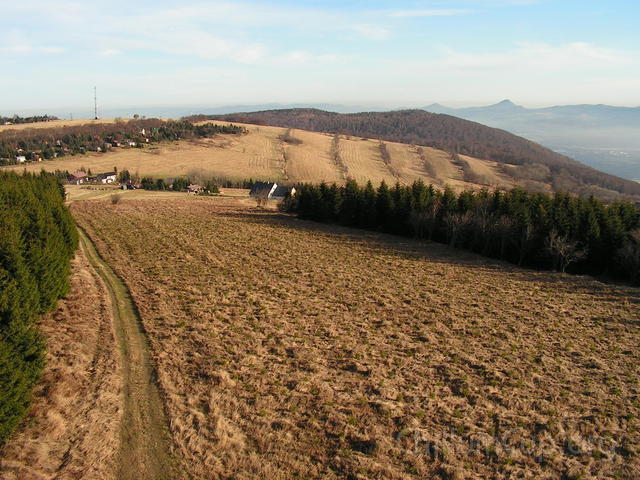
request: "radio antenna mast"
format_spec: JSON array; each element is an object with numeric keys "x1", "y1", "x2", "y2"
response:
[{"x1": 94, "y1": 86, "x2": 98, "y2": 120}]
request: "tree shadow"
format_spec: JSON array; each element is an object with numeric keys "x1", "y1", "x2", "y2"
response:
[{"x1": 214, "y1": 208, "x2": 640, "y2": 308}]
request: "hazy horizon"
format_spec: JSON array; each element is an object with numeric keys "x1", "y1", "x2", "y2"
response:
[{"x1": 2, "y1": 0, "x2": 639, "y2": 112}]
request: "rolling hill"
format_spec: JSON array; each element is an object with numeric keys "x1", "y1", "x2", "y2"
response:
[
  {"x1": 424, "y1": 100, "x2": 640, "y2": 181},
  {"x1": 199, "y1": 109, "x2": 640, "y2": 200},
  {"x1": 2, "y1": 116, "x2": 639, "y2": 202}
]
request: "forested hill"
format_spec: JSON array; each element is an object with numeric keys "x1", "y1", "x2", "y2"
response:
[{"x1": 196, "y1": 109, "x2": 640, "y2": 199}]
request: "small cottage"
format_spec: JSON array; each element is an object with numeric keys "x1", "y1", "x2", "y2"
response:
[
  {"x1": 68, "y1": 171, "x2": 87, "y2": 185},
  {"x1": 249, "y1": 182, "x2": 296, "y2": 200},
  {"x1": 96, "y1": 172, "x2": 117, "y2": 184},
  {"x1": 187, "y1": 184, "x2": 204, "y2": 194}
]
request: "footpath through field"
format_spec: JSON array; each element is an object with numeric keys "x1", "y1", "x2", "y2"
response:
[{"x1": 79, "y1": 228, "x2": 178, "y2": 479}]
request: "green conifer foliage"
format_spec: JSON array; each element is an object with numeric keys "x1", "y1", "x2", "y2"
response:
[{"x1": 0, "y1": 171, "x2": 77, "y2": 442}]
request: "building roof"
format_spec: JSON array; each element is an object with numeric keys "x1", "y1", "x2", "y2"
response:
[
  {"x1": 249, "y1": 181, "x2": 276, "y2": 195},
  {"x1": 69, "y1": 171, "x2": 87, "y2": 179},
  {"x1": 272, "y1": 185, "x2": 293, "y2": 197}
]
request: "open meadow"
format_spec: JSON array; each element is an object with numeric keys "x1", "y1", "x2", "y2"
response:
[
  {"x1": 3, "y1": 120, "x2": 514, "y2": 191},
  {"x1": 69, "y1": 195, "x2": 640, "y2": 480}
]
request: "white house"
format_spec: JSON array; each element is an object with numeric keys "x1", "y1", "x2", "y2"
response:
[
  {"x1": 15, "y1": 155, "x2": 26, "y2": 163},
  {"x1": 97, "y1": 172, "x2": 117, "y2": 184},
  {"x1": 249, "y1": 181, "x2": 296, "y2": 200}
]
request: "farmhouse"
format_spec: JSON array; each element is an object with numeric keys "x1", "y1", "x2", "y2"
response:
[
  {"x1": 96, "y1": 172, "x2": 117, "y2": 184},
  {"x1": 249, "y1": 182, "x2": 296, "y2": 200},
  {"x1": 67, "y1": 171, "x2": 87, "y2": 185},
  {"x1": 187, "y1": 184, "x2": 204, "y2": 194},
  {"x1": 15, "y1": 155, "x2": 26, "y2": 164}
]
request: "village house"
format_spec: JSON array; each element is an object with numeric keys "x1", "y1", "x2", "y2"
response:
[
  {"x1": 15, "y1": 155, "x2": 26, "y2": 164},
  {"x1": 187, "y1": 184, "x2": 204, "y2": 194},
  {"x1": 249, "y1": 181, "x2": 296, "y2": 200},
  {"x1": 67, "y1": 171, "x2": 87, "y2": 185},
  {"x1": 96, "y1": 172, "x2": 117, "y2": 184}
]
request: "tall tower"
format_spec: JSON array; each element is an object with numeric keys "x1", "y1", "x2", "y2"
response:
[{"x1": 94, "y1": 86, "x2": 98, "y2": 120}]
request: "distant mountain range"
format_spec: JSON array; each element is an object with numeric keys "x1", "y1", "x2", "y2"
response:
[{"x1": 423, "y1": 100, "x2": 640, "y2": 181}]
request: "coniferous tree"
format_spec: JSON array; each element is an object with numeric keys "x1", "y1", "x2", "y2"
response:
[{"x1": 0, "y1": 171, "x2": 76, "y2": 441}]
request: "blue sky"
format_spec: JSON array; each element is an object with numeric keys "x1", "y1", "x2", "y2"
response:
[{"x1": 1, "y1": 0, "x2": 639, "y2": 113}]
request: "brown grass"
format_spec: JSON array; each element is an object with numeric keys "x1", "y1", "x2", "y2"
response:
[
  {"x1": 284, "y1": 130, "x2": 343, "y2": 184},
  {"x1": 0, "y1": 248, "x2": 122, "y2": 479},
  {"x1": 71, "y1": 196, "x2": 640, "y2": 480},
  {"x1": 3, "y1": 119, "x2": 536, "y2": 192},
  {"x1": 0, "y1": 118, "x2": 121, "y2": 132}
]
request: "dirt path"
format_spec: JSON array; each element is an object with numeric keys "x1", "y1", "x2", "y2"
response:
[{"x1": 79, "y1": 228, "x2": 177, "y2": 480}]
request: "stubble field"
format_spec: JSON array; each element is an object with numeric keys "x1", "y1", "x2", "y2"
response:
[{"x1": 71, "y1": 196, "x2": 640, "y2": 480}]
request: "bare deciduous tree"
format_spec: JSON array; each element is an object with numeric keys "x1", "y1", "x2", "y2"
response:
[
  {"x1": 444, "y1": 211, "x2": 472, "y2": 248},
  {"x1": 616, "y1": 229, "x2": 640, "y2": 282},
  {"x1": 546, "y1": 230, "x2": 587, "y2": 272},
  {"x1": 254, "y1": 187, "x2": 271, "y2": 208}
]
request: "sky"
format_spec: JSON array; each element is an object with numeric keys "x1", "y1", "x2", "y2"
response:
[{"x1": 1, "y1": 0, "x2": 639, "y2": 114}]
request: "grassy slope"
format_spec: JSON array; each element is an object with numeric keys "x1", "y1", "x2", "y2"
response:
[
  {"x1": 72, "y1": 196, "x2": 640, "y2": 480},
  {"x1": 2, "y1": 121, "x2": 527, "y2": 192}
]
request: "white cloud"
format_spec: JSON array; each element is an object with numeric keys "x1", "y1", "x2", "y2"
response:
[
  {"x1": 351, "y1": 24, "x2": 391, "y2": 41},
  {"x1": 0, "y1": 44, "x2": 64, "y2": 54},
  {"x1": 437, "y1": 42, "x2": 630, "y2": 70},
  {"x1": 100, "y1": 49, "x2": 121, "y2": 56},
  {"x1": 388, "y1": 9, "x2": 470, "y2": 18}
]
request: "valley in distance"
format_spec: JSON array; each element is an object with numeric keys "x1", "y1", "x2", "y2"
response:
[{"x1": 0, "y1": 111, "x2": 638, "y2": 480}]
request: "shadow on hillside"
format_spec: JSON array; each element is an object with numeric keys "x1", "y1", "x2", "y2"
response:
[{"x1": 217, "y1": 209, "x2": 640, "y2": 306}]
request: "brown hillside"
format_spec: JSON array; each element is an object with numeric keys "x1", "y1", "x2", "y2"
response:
[{"x1": 200, "y1": 109, "x2": 640, "y2": 199}]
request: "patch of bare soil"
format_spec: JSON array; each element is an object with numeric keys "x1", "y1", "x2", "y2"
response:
[
  {"x1": 72, "y1": 197, "x2": 640, "y2": 480},
  {"x1": 0, "y1": 247, "x2": 122, "y2": 479}
]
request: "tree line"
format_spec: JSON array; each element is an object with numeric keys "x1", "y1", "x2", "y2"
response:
[
  {"x1": 284, "y1": 180, "x2": 640, "y2": 283},
  {"x1": 115, "y1": 169, "x2": 256, "y2": 192},
  {"x1": 0, "y1": 115, "x2": 58, "y2": 125},
  {"x1": 0, "y1": 172, "x2": 77, "y2": 442},
  {"x1": 0, "y1": 119, "x2": 245, "y2": 165},
  {"x1": 203, "y1": 109, "x2": 640, "y2": 199}
]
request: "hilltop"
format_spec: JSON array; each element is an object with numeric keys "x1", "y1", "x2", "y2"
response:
[
  {"x1": 199, "y1": 109, "x2": 640, "y2": 200},
  {"x1": 2, "y1": 116, "x2": 639, "y2": 201}
]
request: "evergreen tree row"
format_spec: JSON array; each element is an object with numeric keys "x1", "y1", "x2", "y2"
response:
[
  {"x1": 0, "y1": 115, "x2": 58, "y2": 125},
  {"x1": 0, "y1": 172, "x2": 77, "y2": 442},
  {"x1": 285, "y1": 180, "x2": 640, "y2": 283}
]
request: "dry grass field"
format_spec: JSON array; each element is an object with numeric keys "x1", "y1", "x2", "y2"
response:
[
  {"x1": 3, "y1": 119, "x2": 515, "y2": 192},
  {"x1": 283, "y1": 130, "x2": 343, "y2": 184},
  {"x1": 70, "y1": 196, "x2": 640, "y2": 480},
  {"x1": 0, "y1": 248, "x2": 122, "y2": 479},
  {"x1": 0, "y1": 118, "x2": 120, "y2": 132},
  {"x1": 338, "y1": 136, "x2": 398, "y2": 185}
]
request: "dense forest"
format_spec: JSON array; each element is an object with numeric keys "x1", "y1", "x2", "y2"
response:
[
  {"x1": 0, "y1": 172, "x2": 77, "y2": 442},
  {"x1": 198, "y1": 109, "x2": 640, "y2": 199},
  {"x1": 0, "y1": 119, "x2": 245, "y2": 165},
  {"x1": 0, "y1": 115, "x2": 58, "y2": 125},
  {"x1": 284, "y1": 180, "x2": 640, "y2": 283}
]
